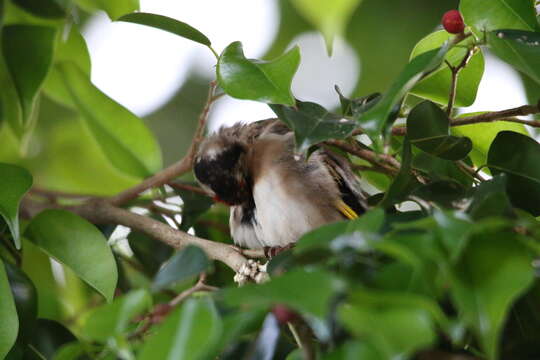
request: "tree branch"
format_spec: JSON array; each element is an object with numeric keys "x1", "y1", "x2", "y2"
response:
[
  {"x1": 21, "y1": 197, "x2": 262, "y2": 276},
  {"x1": 451, "y1": 102, "x2": 540, "y2": 126},
  {"x1": 108, "y1": 81, "x2": 218, "y2": 206}
]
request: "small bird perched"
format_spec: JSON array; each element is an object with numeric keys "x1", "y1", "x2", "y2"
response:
[{"x1": 193, "y1": 119, "x2": 366, "y2": 256}]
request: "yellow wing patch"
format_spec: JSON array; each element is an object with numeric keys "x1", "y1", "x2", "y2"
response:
[{"x1": 335, "y1": 200, "x2": 359, "y2": 220}]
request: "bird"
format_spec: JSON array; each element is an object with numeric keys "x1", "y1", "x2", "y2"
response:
[{"x1": 193, "y1": 119, "x2": 367, "y2": 256}]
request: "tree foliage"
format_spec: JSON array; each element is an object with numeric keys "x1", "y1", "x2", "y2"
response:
[{"x1": 1, "y1": 0, "x2": 540, "y2": 359}]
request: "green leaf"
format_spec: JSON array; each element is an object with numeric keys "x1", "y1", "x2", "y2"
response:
[
  {"x1": 289, "y1": 0, "x2": 362, "y2": 54},
  {"x1": 452, "y1": 112, "x2": 528, "y2": 168},
  {"x1": 295, "y1": 208, "x2": 385, "y2": 253},
  {"x1": 4, "y1": 261, "x2": 37, "y2": 342},
  {"x1": 335, "y1": 86, "x2": 381, "y2": 117},
  {"x1": 323, "y1": 342, "x2": 382, "y2": 360},
  {"x1": 152, "y1": 245, "x2": 209, "y2": 292},
  {"x1": 127, "y1": 229, "x2": 173, "y2": 276},
  {"x1": 412, "y1": 152, "x2": 472, "y2": 187},
  {"x1": 217, "y1": 41, "x2": 300, "y2": 106},
  {"x1": 488, "y1": 30, "x2": 540, "y2": 85},
  {"x1": 74, "y1": 0, "x2": 139, "y2": 20},
  {"x1": 1, "y1": 25, "x2": 56, "y2": 133},
  {"x1": 357, "y1": 45, "x2": 451, "y2": 146},
  {"x1": 11, "y1": 0, "x2": 65, "y2": 19},
  {"x1": 409, "y1": 30, "x2": 484, "y2": 107},
  {"x1": 222, "y1": 269, "x2": 344, "y2": 318},
  {"x1": 82, "y1": 289, "x2": 151, "y2": 342},
  {"x1": 460, "y1": 0, "x2": 539, "y2": 33},
  {"x1": 21, "y1": 239, "x2": 62, "y2": 319},
  {"x1": 25, "y1": 209, "x2": 118, "y2": 302},
  {"x1": 28, "y1": 319, "x2": 77, "y2": 359},
  {"x1": 117, "y1": 12, "x2": 211, "y2": 46},
  {"x1": 339, "y1": 290, "x2": 437, "y2": 359},
  {"x1": 450, "y1": 231, "x2": 534, "y2": 359},
  {"x1": 488, "y1": 131, "x2": 540, "y2": 215},
  {"x1": 0, "y1": 258, "x2": 18, "y2": 359},
  {"x1": 43, "y1": 26, "x2": 92, "y2": 108},
  {"x1": 173, "y1": 185, "x2": 213, "y2": 231},
  {"x1": 138, "y1": 297, "x2": 222, "y2": 360},
  {"x1": 467, "y1": 174, "x2": 514, "y2": 220},
  {"x1": 0, "y1": 163, "x2": 32, "y2": 249},
  {"x1": 407, "y1": 100, "x2": 472, "y2": 160},
  {"x1": 56, "y1": 62, "x2": 162, "y2": 178},
  {"x1": 380, "y1": 139, "x2": 420, "y2": 207},
  {"x1": 270, "y1": 100, "x2": 357, "y2": 153}
]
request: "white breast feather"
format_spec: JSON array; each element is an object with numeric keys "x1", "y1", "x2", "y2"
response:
[{"x1": 253, "y1": 172, "x2": 319, "y2": 247}]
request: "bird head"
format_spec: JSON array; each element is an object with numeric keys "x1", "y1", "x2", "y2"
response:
[{"x1": 193, "y1": 135, "x2": 250, "y2": 206}]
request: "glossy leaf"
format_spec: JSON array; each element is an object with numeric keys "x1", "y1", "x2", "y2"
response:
[
  {"x1": 138, "y1": 297, "x2": 222, "y2": 360},
  {"x1": 488, "y1": 30, "x2": 540, "y2": 84},
  {"x1": 290, "y1": 0, "x2": 362, "y2": 54},
  {"x1": 82, "y1": 289, "x2": 151, "y2": 342},
  {"x1": 117, "y1": 12, "x2": 211, "y2": 46},
  {"x1": 452, "y1": 112, "x2": 528, "y2": 168},
  {"x1": 0, "y1": 258, "x2": 18, "y2": 359},
  {"x1": 295, "y1": 208, "x2": 385, "y2": 253},
  {"x1": 412, "y1": 152, "x2": 472, "y2": 187},
  {"x1": 128, "y1": 229, "x2": 173, "y2": 276},
  {"x1": 43, "y1": 26, "x2": 92, "y2": 108},
  {"x1": 29, "y1": 319, "x2": 77, "y2": 359},
  {"x1": 173, "y1": 185, "x2": 213, "y2": 231},
  {"x1": 1, "y1": 25, "x2": 55, "y2": 133},
  {"x1": 222, "y1": 269, "x2": 344, "y2": 318},
  {"x1": 488, "y1": 131, "x2": 540, "y2": 215},
  {"x1": 323, "y1": 342, "x2": 382, "y2": 360},
  {"x1": 409, "y1": 30, "x2": 484, "y2": 107},
  {"x1": 467, "y1": 174, "x2": 514, "y2": 220},
  {"x1": 380, "y1": 139, "x2": 420, "y2": 207},
  {"x1": 335, "y1": 86, "x2": 381, "y2": 117},
  {"x1": 339, "y1": 290, "x2": 438, "y2": 359},
  {"x1": 4, "y1": 261, "x2": 37, "y2": 342},
  {"x1": 74, "y1": 0, "x2": 138, "y2": 20},
  {"x1": 270, "y1": 100, "x2": 357, "y2": 153},
  {"x1": 460, "y1": 0, "x2": 539, "y2": 32},
  {"x1": 152, "y1": 245, "x2": 209, "y2": 292},
  {"x1": 407, "y1": 100, "x2": 472, "y2": 160},
  {"x1": 0, "y1": 163, "x2": 32, "y2": 249},
  {"x1": 357, "y1": 46, "x2": 450, "y2": 146},
  {"x1": 11, "y1": 0, "x2": 65, "y2": 18},
  {"x1": 217, "y1": 41, "x2": 300, "y2": 106},
  {"x1": 21, "y1": 239, "x2": 61, "y2": 319},
  {"x1": 450, "y1": 231, "x2": 534, "y2": 359},
  {"x1": 56, "y1": 62, "x2": 162, "y2": 178},
  {"x1": 25, "y1": 209, "x2": 118, "y2": 302}
]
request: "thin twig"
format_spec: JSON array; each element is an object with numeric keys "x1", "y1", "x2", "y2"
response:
[
  {"x1": 130, "y1": 273, "x2": 218, "y2": 339},
  {"x1": 455, "y1": 160, "x2": 486, "y2": 182},
  {"x1": 108, "y1": 81, "x2": 218, "y2": 206},
  {"x1": 169, "y1": 273, "x2": 218, "y2": 307},
  {"x1": 167, "y1": 182, "x2": 210, "y2": 196},
  {"x1": 326, "y1": 139, "x2": 400, "y2": 175},
  {"x1": 446, "y1": 47, "x2": 475, "y2": 116},
  {"x1": 451, "y1": 102, "x2": 540, "y2": 126}
]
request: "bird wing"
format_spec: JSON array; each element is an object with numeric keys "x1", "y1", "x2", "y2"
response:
[{"x1": 320, "y1": 148, "x2": 367, "y2": 219}]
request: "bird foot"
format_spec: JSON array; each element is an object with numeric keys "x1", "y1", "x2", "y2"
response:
[
  {"x1": 263, "y1": 243, "x2": 295, "y2": 259},
  {"x1": 234, "y1": 259, "x2": 269, "y2": 285}
]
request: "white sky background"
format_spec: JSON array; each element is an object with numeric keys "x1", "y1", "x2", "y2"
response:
[{"x1": 83, "y1": 0, "x2": 528, "y2": 131}]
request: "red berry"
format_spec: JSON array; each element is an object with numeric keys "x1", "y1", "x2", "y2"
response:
[
  {"x1": 442, "y1": 10, "x2": 465, "y2": 34},
  {"x1": 271, "y1": 304, "x2": 298, "y2": 324}
]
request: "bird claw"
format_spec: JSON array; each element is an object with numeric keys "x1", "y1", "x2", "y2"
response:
[
  {"x1": 263, "y1": 243, "x2": 295, "y2": 259},
  {"x1": 234, "y1": 259, "x2": 269, "y2": 285}
]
